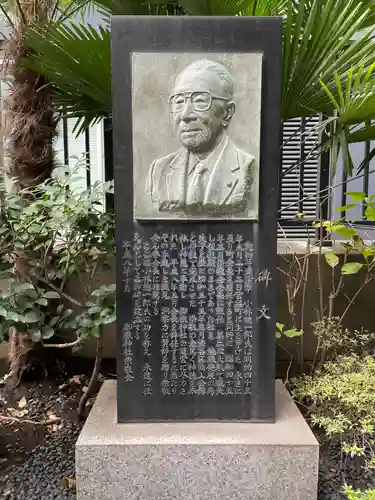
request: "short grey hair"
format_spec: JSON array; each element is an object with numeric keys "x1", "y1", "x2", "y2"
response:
[{"x1": 174, "y1": 58, "x2": 235, "y2": 100}]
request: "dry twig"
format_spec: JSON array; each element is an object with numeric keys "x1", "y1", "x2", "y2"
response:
[{"x1": 0, "y1": 415, "x2": 61, "y2": 425}]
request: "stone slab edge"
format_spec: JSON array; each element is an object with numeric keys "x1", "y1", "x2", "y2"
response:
[{"x1": 76, "y1": 380, "x2": 318, "y2": 447}]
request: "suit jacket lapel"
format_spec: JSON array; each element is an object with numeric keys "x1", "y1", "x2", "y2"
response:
[
  {"x1": 165, "y1": 149, "x2": 188, "y2": 203},
  {"x1": 204, "y1": 138, "x2": 239, "y2": 205}
]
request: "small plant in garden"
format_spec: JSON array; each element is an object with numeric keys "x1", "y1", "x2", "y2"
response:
[
  {"x1": 0, "y1": 161, "x2": 116, "y2": 415},
  {"x1": 278, "y1": 190, "x2": 375, "y2": 367},
  {"x1": 311, "y1": 318, "x2": 374, "y2": 359},
  {"x1": 293, "y1": 354, "x2": 375, "y2": 467},
  {"x1": 313, "y1": 192, "x2": 375, "y2": 309},
  {"x1": 345, "y1": 485, "x2": 375, "y2": 500},
  {"x1": 281, "y1": 190, "x2": 375, "y2": 492},
  {"x1": 275, "y1": 322, "x2": 303, "y2": 339},
  {"x1": 71, "y1": 284, "x2": 116, "y2": 341}
]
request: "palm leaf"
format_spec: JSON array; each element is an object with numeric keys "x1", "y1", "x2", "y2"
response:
[
  {"x1": 241, "y1": 0, "x2": 288, "y2": 16},
  {"x1": 24, "y1": 21, "x2": 110, "y2": 135},
  {"x1": 93, "y1": 0, "x2": 183, "y2": 15},
  {"x1": 321, "y1": 65, "x2": 375, "y2": 126},
  {"x1": 92, "y1": 0, "x2": 183, "y2": 27},
  {"x1": 170, "y1": 0, "x2": 249, "y2": 15},
  {"x1": 24, "y1": 0, "x2": 375, "y2": 136},
  {"x1": 282, "y1": 0, "x2": 375, "y2": 119},
  {"x1": 360, "y1": 0, "x2": 375, "y2": 28},
  {"x1": 23, "y1": 0, "x2": 183, "y2": 135},
  {"x1": 347, "y1": 125, "x2": 375, "y2": 144},
  {"x1": 149, "y1": 0, "x2": 287, "y2": 15},
  {"x1": 320, "y1": 62, "x2": 375, "y2": 174},
  {"x1": 320, "y1": 64, "x2": 375, "y2": 159}
]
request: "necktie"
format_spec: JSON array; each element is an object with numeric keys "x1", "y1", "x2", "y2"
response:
[{"x1": 186, "y1": 162, "x2": 208, "y2": 205}]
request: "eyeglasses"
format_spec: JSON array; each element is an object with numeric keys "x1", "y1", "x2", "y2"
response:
[{"x1": 169, "y1": 91, "x2": 230, "y2": 113}]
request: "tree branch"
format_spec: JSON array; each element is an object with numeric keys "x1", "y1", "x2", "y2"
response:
[
  {"x1": 42, "y1": 337, "x2": 82, "y2": 349},
  {"x1": 279, "y1": 166, "x2": 375, "y2": 214},
  {"x1": 0, "y1": 415, "x2": 61, "y2": 425},
  {"x1": 78, "y1": 329, "x2": 103, "y2": 418},
  {"x1": 14, "y1": 0, "x2": 26, "y2": 26},
  {"x1": 339, "y1": 274, "x2": 375, "y2": 323},
  {"x1": 36, "y1": 275, "x2": 84, "y2": 307}
]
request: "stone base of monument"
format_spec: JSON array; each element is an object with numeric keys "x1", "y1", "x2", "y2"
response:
[{"x1": 75, "y1": 380, "x2": 319, "y2": 500}]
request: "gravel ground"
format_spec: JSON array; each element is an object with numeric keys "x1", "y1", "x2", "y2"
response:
[
  {"x1": 0, "y1": 356, "x2": 111, "y2": 500},
  {"x1": 2, "y1": 426, "x2": 80, "y2": 499},
  {"x1": 0, "y1": 374, "x2": 85, "y2": 499}
]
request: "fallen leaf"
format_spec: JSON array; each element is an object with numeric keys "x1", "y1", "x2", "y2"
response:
[
  {"x1": 82, "y1": 386, "x2": 88, "y2": 394},
  {"x1": 0, "y1": 372, "x2": 11, "y2": 385},
  {"x1": 61, "y1": 477, "x2": 76, "y2": 490},
  {"x1": 7, "y1": 408, "x2": 28, "y2": 418},
  {"x1": 51, "y1": 422, "x2": 64, "y2": 432},
  {"x1": 47, "y1": 409, "x2": 58, "y2": 419},
  {"x1": 18, "y1": 396, "x2": 27, "y2": 409},
  {"x1": 69, "y1": 375, "x2": 83, "y2": 385}
]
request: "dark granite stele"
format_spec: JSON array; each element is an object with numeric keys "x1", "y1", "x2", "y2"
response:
[{"x1": 111, "y1": 16, "x2": 282, "y2": 422}]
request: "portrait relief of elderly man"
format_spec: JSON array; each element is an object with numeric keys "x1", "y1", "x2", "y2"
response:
[{"x1": 145, "y1": 58, "x2": 256, "y2": 215}]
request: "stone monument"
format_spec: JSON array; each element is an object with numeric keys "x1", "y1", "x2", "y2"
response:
[{"x1": 76, "y1": 15, "x2": 319, "y2": 500}]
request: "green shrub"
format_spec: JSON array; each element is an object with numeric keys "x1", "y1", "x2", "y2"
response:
[
  {"x1": 293, "y1": 354, "x2": 375, "y2": 465},
  {"x1": 345, "y1": 485, "x2": 375, "y2": 500},
  {"x1": 311, "y1": 317, "x2": 375, "y2": 359},
  {"x1": 0, "y1": 162, "x2": 116, "y2": 346}
]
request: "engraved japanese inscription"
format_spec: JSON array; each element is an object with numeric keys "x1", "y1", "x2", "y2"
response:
[
  {"x1": 121, "y1": 232, "x2": 269, "y2": 398},
  {"x1": 133, "y1": 53, "x2": 262, "y2": 221}
]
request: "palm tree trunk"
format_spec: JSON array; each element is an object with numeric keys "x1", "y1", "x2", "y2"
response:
[
  {"x1": 5, "y1": 33, "x2": 57, "y2": 188},
  {"x1": 3, "y1": 26, "x2": 58, "y2": 384}
]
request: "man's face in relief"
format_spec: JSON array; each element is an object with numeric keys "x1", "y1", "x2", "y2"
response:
[{"x1": 169, "y1": 65, "x2": 235, "y2": 153}]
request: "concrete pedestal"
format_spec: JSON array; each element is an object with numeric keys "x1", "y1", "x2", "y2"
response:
[{"x1": 76, "y1": 380, "x2": 319, "y2": 500}]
